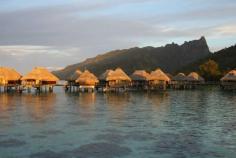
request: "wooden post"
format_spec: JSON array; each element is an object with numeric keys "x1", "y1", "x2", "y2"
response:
[
  {"x1": 37, "y1": 83, "x2": 40, "y2": 93},
  {"x1": 4, "y1": 86, "x2": 7, "y2": 92},
  {"x1": 69, "y1": 82, "x2": 71, "y2": 93},
  {"x1": 27, "y1": 87, "x2": 31, "y2": 93},
  {"x1": 49, "y1": 86, "x2": 52, "y2": 92}
]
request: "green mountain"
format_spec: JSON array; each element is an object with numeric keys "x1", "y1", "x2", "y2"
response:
[
  {"x1": 180, "y1": 44, "x2": 236, "y2": 74},
  {"x1": 53, "y1": 37, "x2": 211, "y2": 79}
]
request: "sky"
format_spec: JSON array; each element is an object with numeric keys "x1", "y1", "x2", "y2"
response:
[{"x1": 0, "y1": 0, "x2": 236, "y2": 73}]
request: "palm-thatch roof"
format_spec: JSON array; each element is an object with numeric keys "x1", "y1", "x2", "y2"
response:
[
  {"x1": 76, "y1": 70, "x2": 98, "y2": 85},
  {"x1": 173, "y1": 73, "x2": 187, "y2": 81},
  {"x1": 186, "y1": 72, "x2": 204, "y2": 82},
  {"x1": 21, "y1": 67, "x2": 59, "y2": 82},
  {"x1": 166, "y1": 73, "x2": 173, "y2": 80},
  {"x1": 68, "y1": 69, "x2": 82, "y2": 81},
  {"x1": 99, "y1": 69, "x2": 114, "y2": 81},
  {"x1": 106, "y1": 68, "x2": 131, "y2": 81},
  {"x1": 130, "y1": 70, "x2": 150, "y2": 81},
  {"x1": 148, "y1": 68, "x2": 170, "y2": 82},
  {"x1": 221, "y1": 70, "x2": 236, "y2": 81},
  {"x1": 0, "y1": 67, "x2": 21, "y2": 81}
]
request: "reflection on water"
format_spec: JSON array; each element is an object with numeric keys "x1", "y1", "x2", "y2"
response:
[
  {"x1": 105, "y1": 93, "x2": 131, "y2": 107},
  {"x1": 0, "y1": 88, "x2": 236, "y2": 158},
  {"x1": 0, "y1": 94, "x2": 18, "y2": 111},
  {"x1": 0, "y1": 93, "x2": 57, "y2": 122},
  {"x1": 70, "y1": 93, "x2": 96, "y2": 107},
  {"x1": 23, "y1": 93, "x2": 56, "y2": 121},
  {"x1": 147, "y1": 91, "x2": 170, "y2": 106}
]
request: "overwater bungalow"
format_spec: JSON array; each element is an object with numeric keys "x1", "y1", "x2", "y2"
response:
[
  {"x1": 148, "y1": 68, "x2": 170, "y2": 90},
  {"x1": 186, "y1": 72, "x2": 204, "y2": 84},
  {"x1": 0, "y1": 67, "x2": 22, "y2": 92},
  {"x1": 130, "y1": 70, "x2": 150, "y2": 90},
  {"x1": 171, "y1": 72, "x2": 204, "y2": 89},
  {"x1": 98, "y1": 69, "x2": 114, "y2": 90},
  {"x1": 66, "y1": 69, "x2": 82, "y2": 92},
  {"x1": 98, "y1": 68, "x2": 131, "y2": 92},
  {"x1": 220, "y1": 70, "x2": 236, "y2": 90},
  {"x1": 21, "y1": 67, "x2": 59, "y2": 92},
  {"x1": 76, "y1": 70, "x2": 98, "y2": 92},
  {"x1": 171, "y1": 73, "x2": 188, "y2": 89}
]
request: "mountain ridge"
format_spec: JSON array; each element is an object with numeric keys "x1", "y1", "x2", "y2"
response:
[
  {"x1": 53, "y1": 36, "x2": 211, "y2": 79},
  {"x1": 179, "y1": 44, "x2": 236, "y2": 74}
]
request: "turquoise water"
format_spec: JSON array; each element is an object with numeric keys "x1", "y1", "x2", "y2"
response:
[{"x1": 0, "y1": 87, "x2": 236, "y2": 158}]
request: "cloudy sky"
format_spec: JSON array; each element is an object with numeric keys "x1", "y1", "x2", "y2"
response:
[{"x1": 0, "y1": 0, "x2": 236, "y2": 73}]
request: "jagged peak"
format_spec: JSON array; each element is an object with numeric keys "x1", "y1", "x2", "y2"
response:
[
  {"x1": 165, "y1": 42, "x2": 179, "y2": 48},
  {"x1": 200, "y1": 36, "x2": 206, "y2": 41},
  {"x1": 181, "y1": 36, "x2": 208, "y2": 48}
]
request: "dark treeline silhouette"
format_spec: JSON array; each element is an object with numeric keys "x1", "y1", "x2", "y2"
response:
[{"x1": 180, "y1": 45, "x2": 236, "y2": 81}]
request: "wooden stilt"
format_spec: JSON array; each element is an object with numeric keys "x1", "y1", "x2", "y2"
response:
[
  {"x1": 49, "y1": 86, "x2": 52, "y2": 92},
  {"x1": 27, "y1": 87, "x2": 31, "y2": 93},
  {"x1": 4, "y1": 86, "x2": 7, "y2": 92}
]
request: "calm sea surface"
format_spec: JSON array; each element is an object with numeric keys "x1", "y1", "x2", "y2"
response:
[{"x1": 0, "y1": 87, "x2": 236, "y2": 158}]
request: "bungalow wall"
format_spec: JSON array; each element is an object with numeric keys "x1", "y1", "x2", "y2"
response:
[
  {"x1": 108, "y1": 80, "x2": 131, "y2": 88},
  {"x1": 131, "y1": 80, "x2": 148, "y2": 90},
  {"x1": 148, "y1": 80, "x2": 168, "y2": 90},
  {"x1": 221, "y1": 81, "x2": 236, "y2": 90}
]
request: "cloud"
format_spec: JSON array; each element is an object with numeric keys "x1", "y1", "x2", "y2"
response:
[
  {"x1": 0, "y1": 45, "x2": 72, "y2": 57},
  {"x1": 0, "y1": 45, "x2": 82, "y2": 73},
  {"x1": 0, "y1": 1, "x2": 235, "y2": 46},
  {"x1": 46, "y1": 66, "x2": 64, "y2": 71},
  {"x1": 0, "y1": 0, "x2": 235, "y2": 72},
  {"x1": 214, "y1": 25, "x2": 236, "y2": 35},
  {"x1": 149, "y1": 3, "x2": 236, "y2": 25}
]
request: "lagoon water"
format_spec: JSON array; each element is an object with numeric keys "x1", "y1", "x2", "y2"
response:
[{"x1": 0, "y1": 87, "x2": 236, "y2": 158}]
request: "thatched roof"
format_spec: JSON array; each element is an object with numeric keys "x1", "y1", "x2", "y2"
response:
[
  {"x1": 68, "y1": 69, "x2": 82, "y2": 81},
  {"x1": 99, "y1": 69, "x2": 114, "y2": 81},
  {"x1": 186, "y1": 72, "x2": 204, "y2": 82},
  {"x1": 130, "y1": 70, "x2": 150, "y2": 81},
  {"x1": 21, "y1": 67, "x2": 59, "y2": 81},
  {"x1": 106, "y1": 68, "x2": 131, "y2": 81},
  {"x1": 0, "y1": 67, "x2": 21, "y2": 81},
  {"x1": 166, "y1": 73, "x2": 173, "y2": 80},
  {"x1": 221, "y1": 70, "x2": 236, "y2": 81},
  {"x1": 148, "y1": 68, "x2": 170, "y2": 82},
  {"x1": 173, "y1": 73, "x2": 187, "y2": 81},
  {"x1": 76, "y1": 70, "x2": 98, "y2": 85}
]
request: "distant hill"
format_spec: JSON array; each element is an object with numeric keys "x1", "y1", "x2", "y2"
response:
[
  {"x1": 53, "y1": 37, "x2": 211, "y2": 79},
  {"x1": 180, "y1": 44, "x2": 236, "y2": 74}
]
